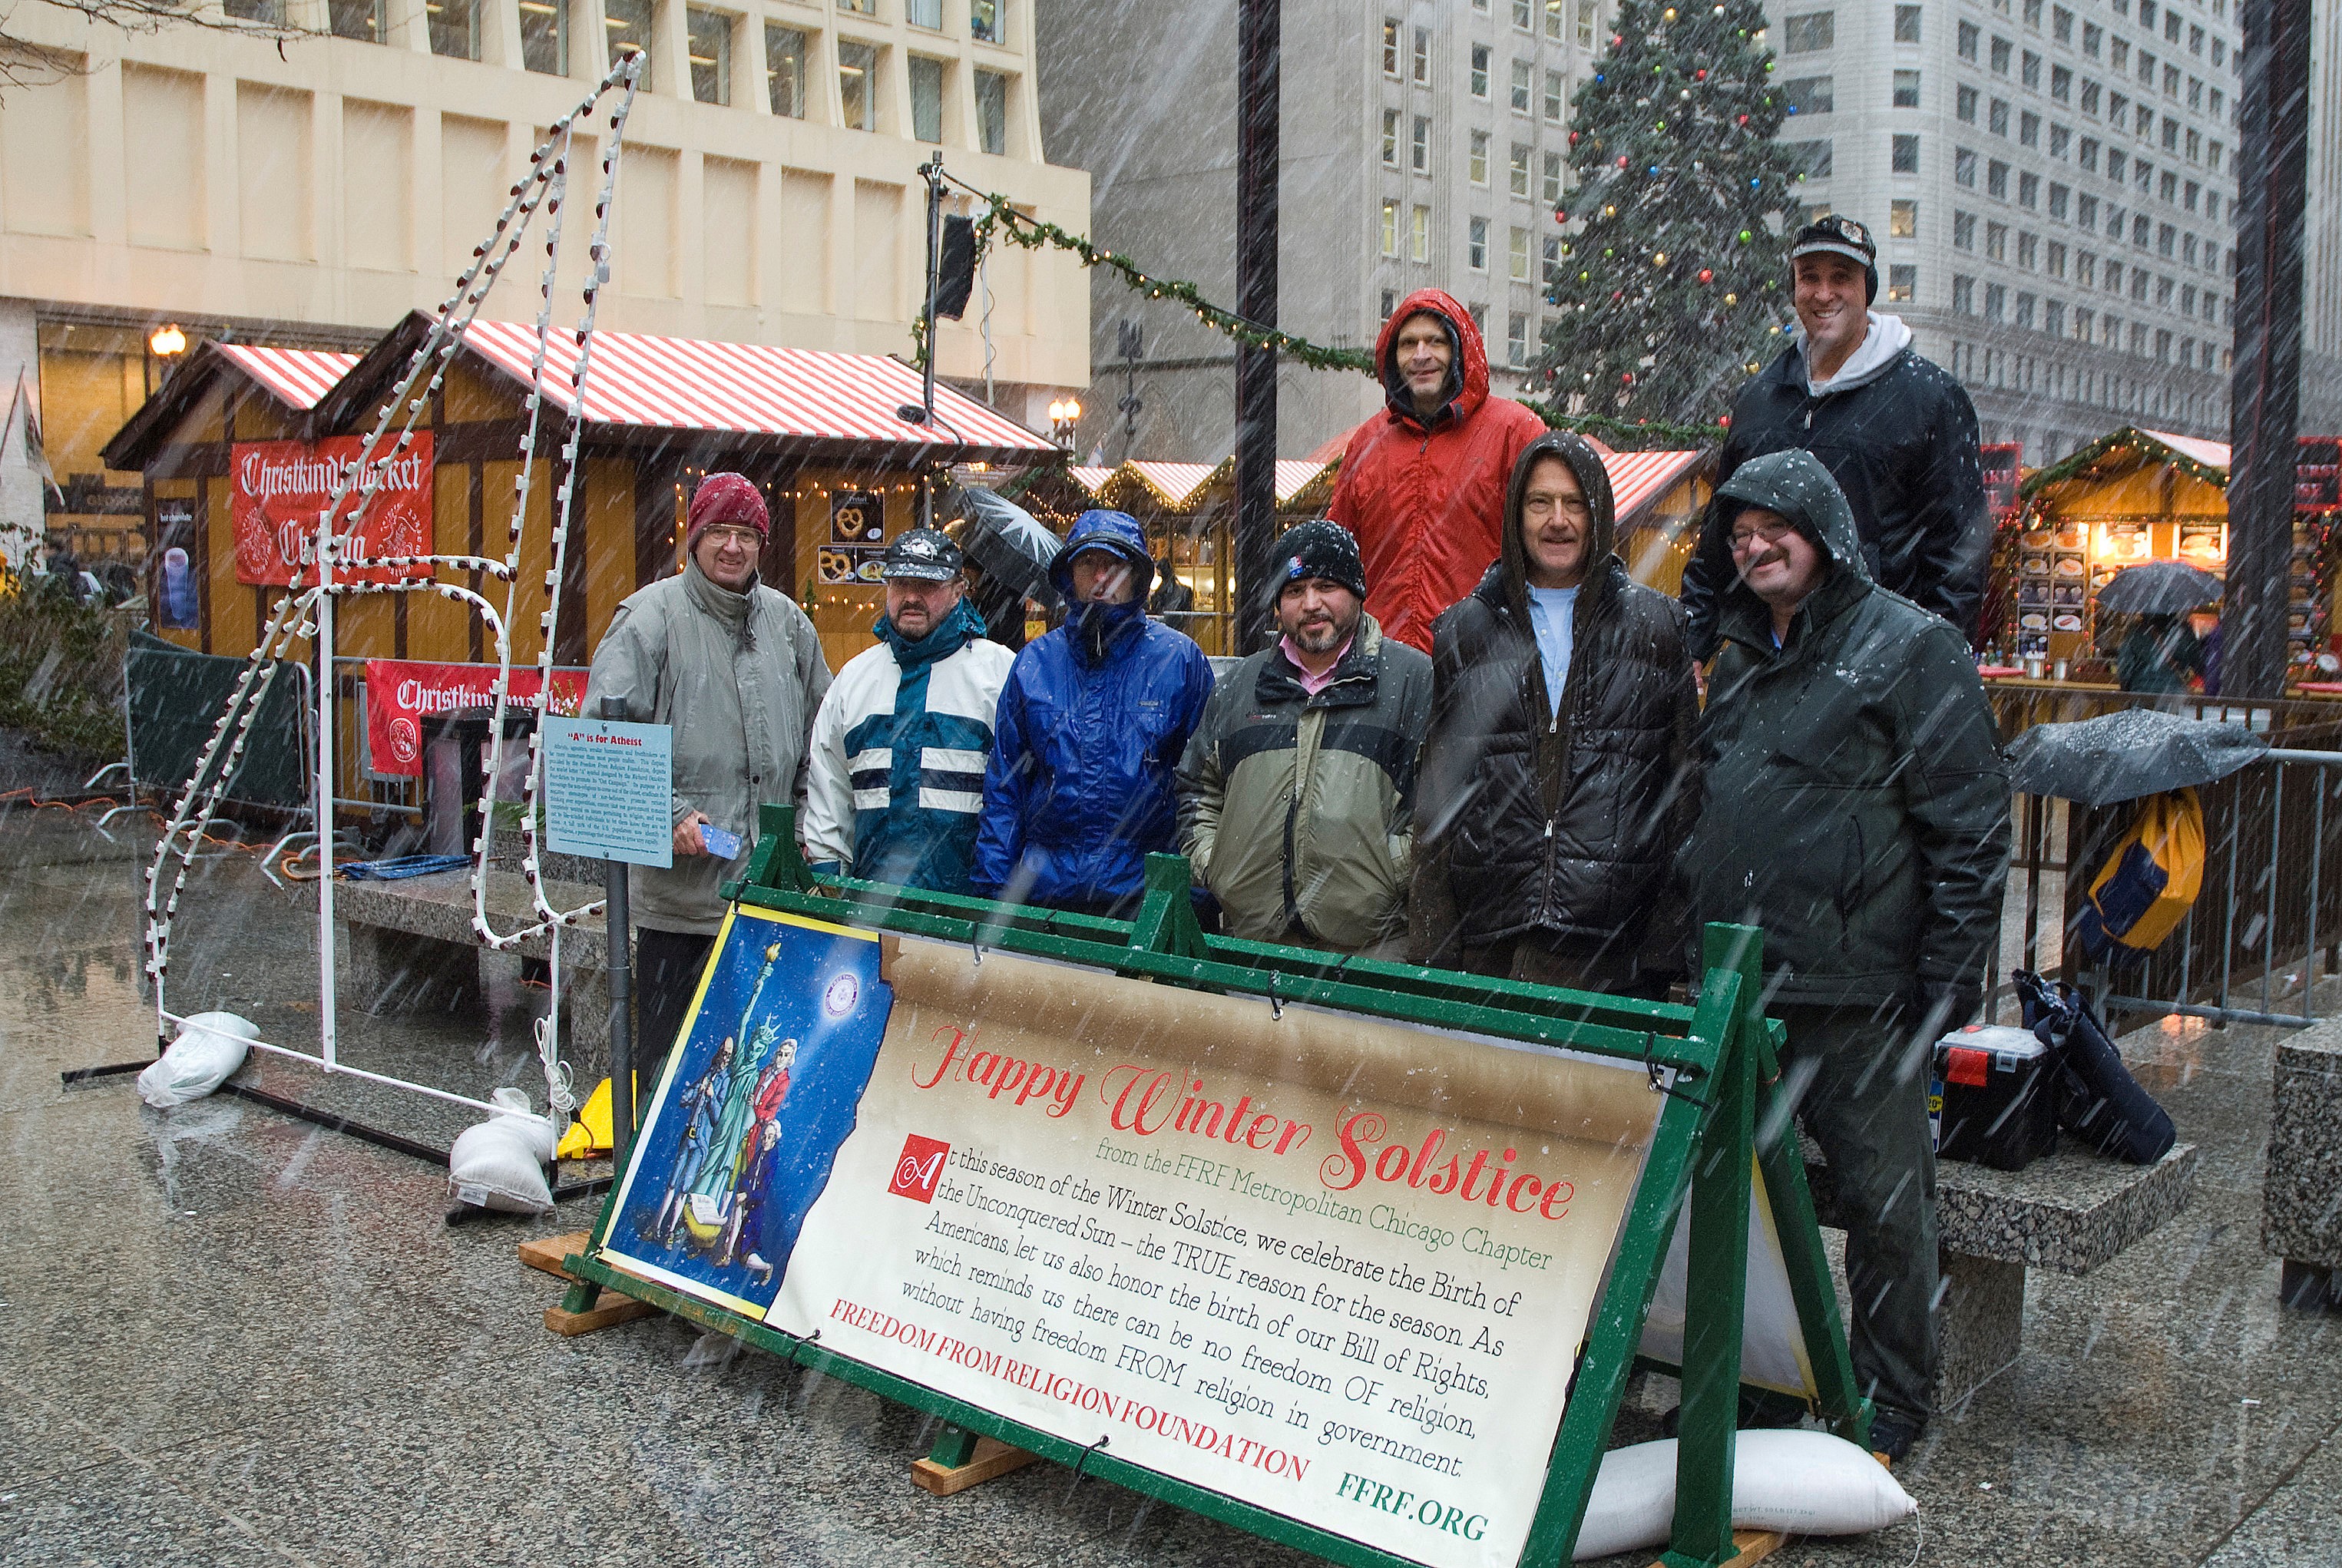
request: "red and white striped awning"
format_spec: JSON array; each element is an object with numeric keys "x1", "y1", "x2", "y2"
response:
[
  {"x1": 2139, "y1": 427, "x2": 2231, "y2": 472},
  {"x1": 1067, "y1": 465, "x2": 1114, "y2": 494},
  {"x1": 214, "y1": 346, "x2": 359, "y2": 410},
  {"x1": 1274, "y1": 459, "x2": 1329, "y2": 504},
  {"x1": 1120, "y1": 461, "x2": 1219, "y2": 507},
  {"x1": 1605, "y1": 448, "x2": 1708, "y2": 527},
  {"x1": 455, "y1": 319, "x2": 1057, "y2": 457}
]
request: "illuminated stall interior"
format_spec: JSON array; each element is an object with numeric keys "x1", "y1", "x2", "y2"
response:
[{"x1": 2010, "y1": 427, "x2": 2338, "y2": 684}]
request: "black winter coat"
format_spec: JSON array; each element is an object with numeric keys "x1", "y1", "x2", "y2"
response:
[
  {"x1": 1411, "y1": 431, "x2": 1702, "y2": 968},
  {"x1": 1680, "y1": 340, "x2": 1990, "y2": 660},
  {"x1": 1682, "y1": 449, "x2": 2012, "y2": 1013}
]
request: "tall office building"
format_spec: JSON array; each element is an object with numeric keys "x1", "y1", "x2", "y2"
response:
[
  {"x1": 1740, "y1": 0, "x2": 2242, "y2": 466},
  {"x1": 0, "y1": 0, "x2": 1090, "y2": 564},
  {"x1": 1037, "y1": 0, "x2": 1603, "y2": 465},
  {"x1": 1043, "y1": 0, "x2": 2299, "y2": 471}
]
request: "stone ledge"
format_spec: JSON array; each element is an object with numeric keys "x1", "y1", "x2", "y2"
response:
[
  {"x1": 1808, "y1": 1139, "x2": 2198, "y2": 1275},
  {"x1": 490, "y1": 829, "x2": 610, "y2": 890},
  {"x1": 336, "y1": 868, "x2": 611, "y2": 968},
  {"x1": 2266, "y1": 1014, "x2": 2342, "y2": 1268}
]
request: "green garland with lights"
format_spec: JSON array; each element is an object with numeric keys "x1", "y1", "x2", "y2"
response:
[
  {"x1": 923, "y1": 190, "x2": 1724, "y2": 451},
  {"x1": 938, "y1": 194, "x2": 1375, "y2": 374}
]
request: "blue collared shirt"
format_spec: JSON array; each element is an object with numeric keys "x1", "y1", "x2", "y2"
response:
[{"x1": 1526, "y1": 584, "x2": 1579, "y2": 717}]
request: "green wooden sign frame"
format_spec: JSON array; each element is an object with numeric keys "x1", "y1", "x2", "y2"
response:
[{"x1": 559, "y1": 805, "x2": 1869, "y2": 1568}]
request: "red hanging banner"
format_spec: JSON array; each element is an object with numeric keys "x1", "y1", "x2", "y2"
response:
[
  {"x1": 231, "y1": 435, "x2": 435, "y2": 585},
  {"x1": 362, "y1": 659, "x2": 587, "y2": 778}
]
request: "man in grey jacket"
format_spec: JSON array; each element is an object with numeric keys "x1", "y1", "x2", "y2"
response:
[{"x1": 584, "y1": 473, "x2": 832, "y2": 1064}]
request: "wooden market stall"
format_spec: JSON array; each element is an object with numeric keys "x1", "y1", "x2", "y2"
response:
[
  {"x1": 105, "y1": 310, "x2": 1062, "y2": 678},
  {"x1": 2006, "y1": 427, "x2": 2339, "y2": 685},
  {"x1": 104, "y1": 311, "x2": 1060, "y2": 809},
  {"x1": 96, "y1": 342, "x2": 361, "y2": 648}
]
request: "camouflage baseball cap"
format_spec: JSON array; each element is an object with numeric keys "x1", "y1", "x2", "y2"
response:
[{"x1": 878, "y1": 527, "x2": 963, "y2": 582}]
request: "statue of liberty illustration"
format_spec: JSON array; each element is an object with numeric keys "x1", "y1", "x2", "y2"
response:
[{"x1": 674, "y1": 941, "x2": 785, "y2": 1249}]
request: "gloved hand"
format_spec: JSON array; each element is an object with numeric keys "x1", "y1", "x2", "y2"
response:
[{"x1": 1908, "y1": 977, "x2": 1983, "y2": 1038}]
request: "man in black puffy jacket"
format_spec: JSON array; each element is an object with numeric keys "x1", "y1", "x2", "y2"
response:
[
  {"x1": 1679, "y1": 215, "x2": 1990, "y2": 660},
  {"x1": 1682, "y1": 448, "x2": 2010, "y2": 1460},
  {"x1": 1410, "y1": 430, "x2": 1700, "y2": 997}
]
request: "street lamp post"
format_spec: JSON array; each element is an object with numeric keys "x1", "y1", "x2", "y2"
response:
[
  {"x1": 144, "y1": 323, "x2": 188, "y2": 399},
  {"x1": 1047, "y1": 397, "x2": 1082, "y2": 450},
  {"x1": 1116, "y1": 320, "x2": 1144, "y2": 464}
]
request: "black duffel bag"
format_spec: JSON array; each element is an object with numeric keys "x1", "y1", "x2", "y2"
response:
[{"x1": 2012, "y1": 971, "x2": 2178, "y2": 1164}]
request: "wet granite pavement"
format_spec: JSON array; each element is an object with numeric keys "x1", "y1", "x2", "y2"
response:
[{"x1": 1, "y1": 804, "x2": 2336, "y2": 1567}]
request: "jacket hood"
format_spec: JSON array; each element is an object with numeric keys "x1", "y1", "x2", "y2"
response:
[
  {"x1": 1048, "y1": 508, "x2": 1157, "y2": 603},
  {"x1": 1710, "y1": 448, "x2": 1870, "y2": 633},
  {"x1": 1494, "y1": 429, "x2": 1616, "y2": 613},
  {"x1": 1795, "y1": 311, "x2": 1912, "y2": 396},
  {"x1": 1374, "y1": 289, "x2": 1489, "y2": 430}
]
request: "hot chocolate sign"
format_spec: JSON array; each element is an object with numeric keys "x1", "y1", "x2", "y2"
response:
[{"x1": 230, "y1": 435, "x2": 435, "y2": 585}]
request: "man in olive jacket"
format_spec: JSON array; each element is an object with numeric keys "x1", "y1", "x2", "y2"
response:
[
  {"x1": 1410, "y1": 430, "x2": 1700, "y2": 995},
  {"x1": 1177, "y1": 521, "x2": 1431, "y2": 956},
  {"x1": 1682, "y1": 448, "x2": 2010, "y2": 1459}
]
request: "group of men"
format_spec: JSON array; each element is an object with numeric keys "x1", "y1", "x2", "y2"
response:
[{"x1": 583, "y1": 216, "x2": 2013, "y2": 1464}]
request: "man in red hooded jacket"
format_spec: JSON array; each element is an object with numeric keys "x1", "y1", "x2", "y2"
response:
[{"x1": 1324, "y1": 289, "x2": 1550, "y2": 653}]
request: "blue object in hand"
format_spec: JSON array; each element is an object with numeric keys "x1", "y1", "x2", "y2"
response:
[{"x1": 700, "y1": 825, "x2": 742, "y2": 861}]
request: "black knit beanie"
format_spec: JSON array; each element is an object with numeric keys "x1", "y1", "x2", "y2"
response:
[{"x1": 1272, "y1": 519, "x2": 1368, "y2": 602}]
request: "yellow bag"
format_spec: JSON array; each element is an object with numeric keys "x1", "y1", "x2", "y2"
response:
[
  {"x1": 553, "y1": 1073, "x2": 641, "y2": 1160},
  {"x1": 2076, "y1": 787, "x2": 2205, "y2": 962}
]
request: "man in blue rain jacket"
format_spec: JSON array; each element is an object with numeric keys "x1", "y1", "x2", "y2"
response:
[{"x1": 974, "y1": 509, "x2": 1216, "y2": 916}]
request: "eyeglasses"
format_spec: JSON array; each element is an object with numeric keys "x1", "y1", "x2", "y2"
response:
[
  {"x1": 1728, "y1": 518, "x2": 1798, "y2": 554},
  {"x1": 1524, "y1": 495, "x2": 1593, "y2": 518},
  {"x1": 700, "y1": 525, "x2": 762, "y2": 550}
]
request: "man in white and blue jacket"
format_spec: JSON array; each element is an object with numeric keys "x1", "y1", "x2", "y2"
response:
[{"x1": 801, "y1": 528, "x2": 1014, "y2": 895}]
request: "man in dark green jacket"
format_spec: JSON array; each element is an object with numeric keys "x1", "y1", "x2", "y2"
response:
[
  {"x1": 1682, "y1": 448, "x2": 2011, "y2": 1460},
  {"x1": 1176, "y1": 521, "x2": 1432, "y2": 956}
]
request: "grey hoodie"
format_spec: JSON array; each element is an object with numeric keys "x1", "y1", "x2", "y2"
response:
[{"x1": 584, "y1": 559, "x2": 832, "y2": 934}]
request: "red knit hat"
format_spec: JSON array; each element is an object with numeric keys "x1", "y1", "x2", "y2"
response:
[{"x1": 686, "y1": 473, "x2": 770, "y2": 552}]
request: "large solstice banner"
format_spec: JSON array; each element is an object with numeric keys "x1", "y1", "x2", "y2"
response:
[
  {"x1": 603, "y1": 906, "x2": 1664, "y2": 1568},
  {"x1": 230, "y1": 435, "x2": 434, "y2": 585}
]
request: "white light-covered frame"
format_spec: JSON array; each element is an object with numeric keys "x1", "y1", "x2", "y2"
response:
[{"x1": 142, "y1": 56, "x2": 647, "y2": 1129}]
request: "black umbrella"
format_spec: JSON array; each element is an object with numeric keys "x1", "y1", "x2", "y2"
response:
[
  {"x1": 2093, "y1": 560, "x2": 2224, "y2": 616},
  {"x1": 2005, "y1": 708, "x2": 2268, "y2": 806},
  {"x1": 951, "y1": 485, "x2": 1062, "y2": 610}
]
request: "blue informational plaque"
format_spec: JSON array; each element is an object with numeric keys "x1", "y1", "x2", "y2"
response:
[{"x1": 542, "y1": 716, "x2": 674, "y2": 868}]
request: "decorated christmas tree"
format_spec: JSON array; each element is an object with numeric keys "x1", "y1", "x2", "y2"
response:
[{"x1": 1538, "y1": 0, "x2": 1811, "y2": 433}]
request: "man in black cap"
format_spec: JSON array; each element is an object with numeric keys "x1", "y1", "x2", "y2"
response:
[
  {"x1": 1679, "y1": 213, "x2": 1990, "y2": 660},
  {"x1": 1176, "y1": 521, "x2": 1432, "y2": 956},
  {"x1": 800, "y1": 528, "x2": 1014, "y2": 895}
]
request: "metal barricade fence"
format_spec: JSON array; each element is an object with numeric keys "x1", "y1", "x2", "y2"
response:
[{"x1": 1986, "y1": 749, "x2": 2342, "y2": 1029}]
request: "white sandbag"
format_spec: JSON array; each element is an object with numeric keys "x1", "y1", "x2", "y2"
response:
[
  {"x1": 136, "y1": 1011, "x2": 259, "y2": 1109},
  {"x1": 448, "y1": 1087, "x2": 558, "y2": 1215},
  {"x1": 1574, "y1": 1431, "x2": 1917, "y2": 1560}
]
